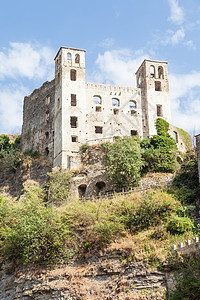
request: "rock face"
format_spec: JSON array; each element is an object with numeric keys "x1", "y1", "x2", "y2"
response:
[{"x1": 0, "y1": 253, "x2": 166, "y2": 300}]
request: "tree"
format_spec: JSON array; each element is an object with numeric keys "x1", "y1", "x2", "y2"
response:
[{"x1": 104, "y1": 136, "x2": 144, "y2": 188}]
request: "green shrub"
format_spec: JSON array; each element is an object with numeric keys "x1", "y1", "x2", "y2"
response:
[
  {"x1": 166, "y1": 215, "x2": 194, "y2": 234},
  {"x1": 2, "y1": 186, "x2": 68, "y2": 264},
  {"x1": 170, "y1": 254, "x2": 200, "y2": 300},
  {"x1": 46, "y1": 169, "x2": 72, "y2": 204},
  {"x1": 105, "y1": 136, "x2": 144, "y2": 188},
  {"x1": 80, "y1": 143, "x2": 89, "y2": 153}
]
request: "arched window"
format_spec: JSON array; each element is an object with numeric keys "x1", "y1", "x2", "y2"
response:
[
  {"x1": 112, "y1": 98, "x2": 120, "y2": 106},
  {"x1": 129, "y1": 100, "x2": 137, "y2": 108},
  {"x1": 93, "y1": 95, "x2": 102, "y2": 104},
  {"x1": 75, "y1": 54, "x2": 80, "y2": 63},
  {"x1": 70, "y1": 69, "x2": 76, "y2": 81},
  {"x1": 150, "y1": 65, "x2": 155, "y2": 77},
  {"x1": 158, "y1": 66, "x2": 164, "y2": 79},
  {"x1": 67, "y1": 53, "x2": 71, "y2": 59}
]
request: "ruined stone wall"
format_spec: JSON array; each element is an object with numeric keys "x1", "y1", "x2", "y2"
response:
[
  {"x1": 21, "y1": 80, "x2": 55, "y2": 165},
  {"x1": 196, "y1": 134, "x2": 200, "y2": 183},
  {"x1": 169, "y1": 124, "x2": 188, "y2": 153}
]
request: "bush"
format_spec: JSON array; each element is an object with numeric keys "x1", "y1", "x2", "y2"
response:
[
  {"x1": 105, "y1": 136, "x2": 144, "y2": 188},
  {"x1": 46, "y1": 169, "x2": 72, "y2": 204},
  {"x1": 166, "y1": 215, "x2": 194, "y2": 234},
  {"x1": 170, "y1": 254, "x2": 200, "y2": 300},
  {"x1": 80, "y1": 143, "x2": 89, "y2": 153},
  {"x1": 2, "y1": 186, "x2": 68, "y2": 264}
]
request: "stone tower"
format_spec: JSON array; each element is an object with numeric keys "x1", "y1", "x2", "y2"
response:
[
  {"x1": 54, "y1": 47, "x2": 87, "y2": 168},
  {"x1": 136, "y1": 60, "x2": 171, "y2": 137}
]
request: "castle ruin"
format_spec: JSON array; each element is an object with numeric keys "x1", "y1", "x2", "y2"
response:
[{"x1": 21, "y1": 47, "x2": 184, "y2": 169}]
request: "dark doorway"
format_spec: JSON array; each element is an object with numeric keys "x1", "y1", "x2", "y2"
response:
[
  {"x1": 95, "y1": 181, "x2": 106, "y2": 195},
  {"x1": 78, "y1": 184, "x2": 87, "y2": 198}
]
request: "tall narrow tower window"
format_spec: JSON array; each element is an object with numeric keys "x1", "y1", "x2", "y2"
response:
[
  {"x1": 150, "y1": 65, "x2": 155, "y2": 77},
  {"x1": 71, "y1": 94, "x2": 77, "y2": 106},
  {"x1": 75, "y1": 54, "x2": 80, "y2": 63},
  {"x1": 155, "y1": 81, "x2": 161, "y2": 91},
  {"x1": 158, "y1": 66, "x2": 164, "y2": 79},
  {"x1": 70, "y1": 69, "x2": 76, "y2": 81},
  {"x1": 157, "y1": 104, "x2": 163, "y2": 117},
  {"x1": 70, "y1": 116, "x2": 78, "y2": 128}
]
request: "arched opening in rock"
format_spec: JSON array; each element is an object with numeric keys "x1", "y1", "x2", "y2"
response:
[
  {"x1": 95, "y1": 181, "x2": 106, "y2": 195},
  {"x1": 78, "y1": 184, "x2": 87, "y2": 198}
]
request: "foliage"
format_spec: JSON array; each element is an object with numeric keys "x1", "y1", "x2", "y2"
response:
[
  {"x1": 141, "y1": 118, "x2": 178, "y2": 173},
  {"x1": 104, "y1": 136, "x2": 144, "y2": 188},
  {"x1": 155, "y1": 117, "x2": 169, "y2": 136},
  {"x1": 177, "y1": 127, "x2": 192, "y2": 150},
  {"x1": 0, "y1": 135, "x2": 22, "y2": 172},
  {"x1": 23, "y1": 149, "x2": 40, "y2": 158},
  {"x1": 170, "y1": 254, "x2": 200, "y2": 300},
  {"x1": 80, "y1": 143, "x2": 89, "y2": 153},
  {"x1": 1, "y1": 186, "x2": 68, "y2": 264},
  {"x1": 166, "y1": 215, "x2": 195, "y2": 234},
  {"x1": 169, "y1": 151, "x2": 199, "y2": 204},
  {"x1": 46, "y1": 169, "x2": 72, "y2": 204},
  {"x1": 0, "y1": 135, "x2": 10, "y2": 155}
]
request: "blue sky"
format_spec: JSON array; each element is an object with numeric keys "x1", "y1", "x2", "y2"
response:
[{"x1": 0, "y1": 0, "x2": 200, "y2": 136}]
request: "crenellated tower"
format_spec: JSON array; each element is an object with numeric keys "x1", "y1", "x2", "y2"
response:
[
  {"x1": 136, "y1": 60, "x2": 171, "y2": 137},
  {"x1": 54, "y1": 47, "x2": 86, "y2": 168}
]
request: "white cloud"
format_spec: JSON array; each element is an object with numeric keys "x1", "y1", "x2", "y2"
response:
[
  {"x1": 164, "y1": 28, "x2": 185, "y2": 45},
  {"x1": 90, "y1": 49, "x2": 149, "y2": 87},
  {"x1": 0, "y1": 85, "x2": 29, "y2": 134},
  {"x1": 0, "y1": 42, "x2": 54, "y2": 80},
  {"x1": 168, "y1": 0, "x2": 184, "y2": 25},
  {"x1": 169, "y1": 72, "x2": 200, "y2": 133},
  {"x1": 98, "y1": 38, "x2": 115, "y2": 48}
]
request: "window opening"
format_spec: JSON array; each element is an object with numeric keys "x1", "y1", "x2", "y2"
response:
[
  {"x1": 113, "y1": 108, "x2": 119, "y2": 115},
  {"x1": 131, "y1": 130, "x2": 138, "y2": 136},
  {"x1": 45, "y1": 132, "x2": 49, "y2": 139},
  {"x1": 155, "y1": 81, "x2": 161, "y2": 91},
  {"x1": 156, "y1": 104, "x2": 163, "y2": 117},
  {"x1": 45, "y1": 95, "x2": 50, "y2": 105},
  {"x1": 158, "y1": 66, "x2": 164, "y2": 79},
  {"x1": 131, "y1": 110, "x2": 137, "y2": 116},
  {"x1": 71, "y1": 136, "x2": 78, "y2": 142},
  {"x1": 174, "y1": 131, "x2": 178, "y2": 143},
  {"x1": 70, "y1": 69, "x2": 76, "y2": 81},
  {"x1": 46, "y1": 111, "x2": 49, "y2": 123},
  {"x1": 95, "y1": 126, "x2": 103, "y2": 134},
  {"x1": 45, "y1": 147, "x2": 49, "y2": 156},
  {"x1": 129, "y1": 100, "x2": 136, "y2": 108},
  {"x1": 70, "y1": 116, "x2": 78, "y2": 128},
  {"x1": 93, "y1": 95, "x2": 102, "y2": 104},
  {"x1": 71, "y1": 94, "x2": 77, "y2": 106},
  {"x1": 75, "y1": 54, "x2": 80, "y2": 63},
  {"x1": 67, "y1": 53, "x2": 71, "y2": 59},
  {"x1": 150, "y1": 65, "x2": 155, "y2": 77},
  {"x1": 96, "y1": 106, "x2": 102, "y2": 112},
  {"x1": 112, "y1": 98, "x2": 120, "y2": 106}
]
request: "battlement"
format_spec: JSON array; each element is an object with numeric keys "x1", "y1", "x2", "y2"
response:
[
  {"x1": 171, "y1": 237, "x2": 200, "y2": 254},
  {"x1": 86, "y1": 82, "x2": 141, "y2": 95}
]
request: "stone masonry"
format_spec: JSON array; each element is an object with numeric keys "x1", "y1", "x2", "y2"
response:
[{"x1": 21, "y1": 47, "x2": 184, "y2": 170}]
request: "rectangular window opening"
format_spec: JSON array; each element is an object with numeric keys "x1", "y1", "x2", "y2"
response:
[
  {"x1": 70, "y1": 116, "x2": 78, "y2": 128},
  {"x1": 157, "y1": 104, "x2": 163, "y2": 117},
  {"x1": 71, "y1": 94, "x2": 77, "y2": 106},
  {"x1": 155, "y1": 81, "x2": 161, "y2": 91},
  {"x1": 131, "y1": 130, "x2": 138, "y2": 136},
  {"x1": 95, "y1": 126, "x2": 103, "y2": 134}
]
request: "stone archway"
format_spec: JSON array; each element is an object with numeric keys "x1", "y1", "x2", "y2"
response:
[
  {"x1": 95, "y1": 181, "x2": 106, "y2": 195},
  {"x1": 78, "y1": 184, "x2": 87, "y2": 198}
]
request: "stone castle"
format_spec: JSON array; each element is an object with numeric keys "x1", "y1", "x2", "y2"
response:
[{"x1": 21, "y1": 47, "x2": 184, "y2": 169}]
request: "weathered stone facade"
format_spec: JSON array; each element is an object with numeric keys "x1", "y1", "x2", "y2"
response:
[{"x1": 21, "y1": 47, "x2": 183, "y2": 169}]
